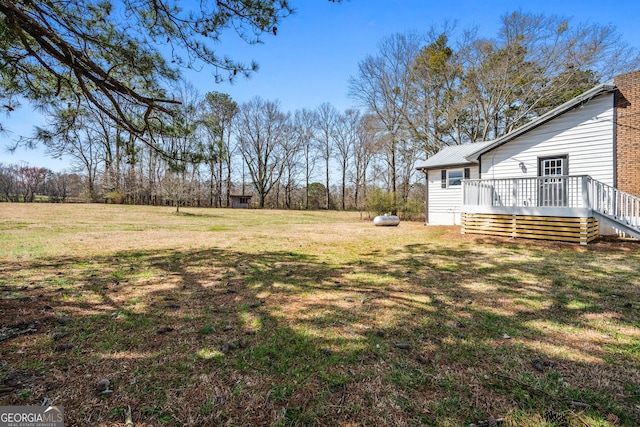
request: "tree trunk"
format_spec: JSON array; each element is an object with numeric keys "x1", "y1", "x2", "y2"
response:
[
  {"x1": 391, "y1": 138, "x2": 397, "y2": 215},
  {"x1": 210, "y1": 168, "x2": 215, "y2": 207},
  {"x1": 325, "y1": 156, "x2": 330, "y2": 209},
  {"x1": 217, "y1": 156, "x2": 223, "y2": 207}
]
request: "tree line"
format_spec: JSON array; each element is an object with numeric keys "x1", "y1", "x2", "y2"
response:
[
  {"x1": 0, "y1": 164, "x2": 83, "y2": 202},
  {"x1": 2, "y1": 85, "x2": 426, "y2": 217},
  {"x1": 2, "y1": 2, "x2": 639, "y2": 216}
]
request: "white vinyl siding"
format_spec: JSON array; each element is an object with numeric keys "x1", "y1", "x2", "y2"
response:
[
  {"x1": 480, "y1": 94, "x2": 615, "y2": 185},
  {"x1": 427, "y1": 166, "x2": 479, "y2": 225}
]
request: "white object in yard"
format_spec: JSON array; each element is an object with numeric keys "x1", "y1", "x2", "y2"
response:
[{"x1": 373, "y1": 214, "x2": 400, "y2": 226}]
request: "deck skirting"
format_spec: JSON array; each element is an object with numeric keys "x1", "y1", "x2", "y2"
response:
[{"x1": 461, "y1": 213, "x2": 599, "y2": 244}]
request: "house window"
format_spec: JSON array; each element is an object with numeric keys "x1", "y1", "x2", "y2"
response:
[
  {"x1": 448, "y1": 169, "x2": 463, "y2": 187},
  {"x1": 441, "y1": 168, "x2": 470, "y2": 188}
]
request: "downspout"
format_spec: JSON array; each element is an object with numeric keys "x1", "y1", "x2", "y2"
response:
[
  {"x1": 423, "y1": 169, "x2": 429, "y2": 225},
  {"x1": 613, "y1": 90, "x2": 618, "y2": 188}
]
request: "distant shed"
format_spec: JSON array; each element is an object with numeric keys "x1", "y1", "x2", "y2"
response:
[{"x1": 230, "y1": 195, "x2": 252, "y2": 209}]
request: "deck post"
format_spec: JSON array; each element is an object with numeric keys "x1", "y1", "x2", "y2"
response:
[
  {"x1": 582, "y1": 176, "x2": 590, "y2": 209},
  {"x1": 512, "y1": 179, "x2": 517, "y2": 207}
]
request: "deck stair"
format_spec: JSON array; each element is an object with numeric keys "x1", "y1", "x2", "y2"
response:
[{"x1": 588, "y1": 178, "x2": 640, "y2": 240}]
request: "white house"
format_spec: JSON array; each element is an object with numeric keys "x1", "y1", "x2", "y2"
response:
[
  {"x1": 416, "y1": 70, "x2": 640, "y2": 244},
  {"x1": 418, "y1": 140, "x2": 493, "y2": 225}
]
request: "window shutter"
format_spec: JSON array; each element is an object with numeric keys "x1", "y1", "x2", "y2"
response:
[
  {"x1": 441, "y1": 170, "x2": 447, "y2": 188},
  {"x1": 464, "y1": 168, "x2": 470, "y2": 179}
]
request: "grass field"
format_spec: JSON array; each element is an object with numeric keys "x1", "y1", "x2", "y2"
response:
[{"x1": 1, "y1": 204, "x2": 639, "y2": 426}]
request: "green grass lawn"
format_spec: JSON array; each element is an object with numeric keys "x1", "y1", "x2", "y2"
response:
[{"x1": 0, "y1": 204, "x2": 639, "y2": 426}]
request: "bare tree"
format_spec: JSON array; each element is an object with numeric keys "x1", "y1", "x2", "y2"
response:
[
  {"x1": 45, "y1": 171, "x2": 77, "y2": 202},
  {"x1": 279, "y1": 125, "x2": 305, "y2": 209},
  {"x1": 291, "y1": 108, "x2": 318, "y2": 209},
  {"x1": 349, "y1": 32, "x2": 422, "y2": 215},
  {"x1": 408, "y1": 13, "x2": 640, "y2": 150},
  {"x1": 351, "y1": 113, "x2": 380, "y2": 210},
  {"x1": 201, "y1": 92, "x2": 238, "y2": 207},
  {"x1": 0, "y1": 163, "x2": 19, "y2": 202},
  {"x1": 315, "y1": 102, "x2": 338, "y2": 209},
  {"x1": 159, "y1": 81, "x2": 203, "y2": 212},
  {"x1": 334, "y1": 109, "x2": 359, "y2": 210},
  {"x1": 16, "y1": 165, "x2": 47, "y2": 202},
  {"x1": 476, "y1": 11, "x2": 639, "y2": 135},
  {"x1": 37, "y1": 107, "x2": 107, "y2": 201},
  {"x1": 235, "y1": 97, "x2": 289, "y2": 208}
]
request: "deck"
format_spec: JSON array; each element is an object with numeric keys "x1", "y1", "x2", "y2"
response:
[{"x1": 462, "y1": 175, "x2": 640, "y2": 244}]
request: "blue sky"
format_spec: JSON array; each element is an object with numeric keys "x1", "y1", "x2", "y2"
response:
[{"x1": 3, "y1": 0, "x2": 640, "y2": 171}]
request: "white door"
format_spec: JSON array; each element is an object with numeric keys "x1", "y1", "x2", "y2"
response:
[{"x1": 539, "y1": 156, "x2": 568, "y2": 207}]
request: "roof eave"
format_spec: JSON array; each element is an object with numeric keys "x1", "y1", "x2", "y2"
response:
[{"x1": 416, "y1": 160, "x2": 479, "y2": 171}]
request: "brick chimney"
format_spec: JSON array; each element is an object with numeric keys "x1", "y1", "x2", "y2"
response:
[{"x1": 614, "y1": 70, "x2": 640, "y2": 197}]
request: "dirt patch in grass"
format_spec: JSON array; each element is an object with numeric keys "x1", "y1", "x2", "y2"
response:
[{"x1": 1, "y1": 204, "x2": 639, "y2": 426}]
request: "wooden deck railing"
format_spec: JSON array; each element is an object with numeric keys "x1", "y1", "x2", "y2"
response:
[
  {"x1": 463, "y1": 175, "x2": 640, "y2": 237},
  {"x1": 463, "y1": 175, "x2": 589, "y2": 209},
  {"x1": 587, "y1": 177, "x2": 640, "y2": 231}
]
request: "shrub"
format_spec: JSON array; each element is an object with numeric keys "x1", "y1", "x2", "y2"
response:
[
  {"x1": 366, "y1": 188, "x2": 396, "y2": 215},
  {"x1": 104, "y1": 191, "x2": 125, "y2": 204},
  {"x1": 398, "y1": 199, "x2": 425, "y2": 222}
]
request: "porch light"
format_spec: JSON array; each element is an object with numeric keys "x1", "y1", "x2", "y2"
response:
[{"x1": 518, "y1": 162, "x2": 527, "y2": 173}]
